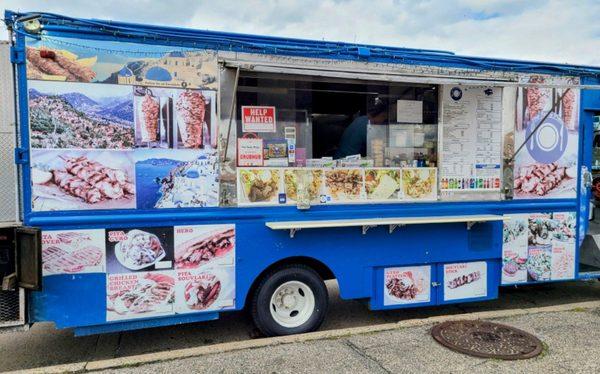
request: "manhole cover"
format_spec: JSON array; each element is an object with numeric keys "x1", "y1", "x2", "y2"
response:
[{"x1": 431, "y1": 320, "x2": 543, "y2": 360}]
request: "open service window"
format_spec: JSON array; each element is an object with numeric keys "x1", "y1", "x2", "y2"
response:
[{"x1": 231, "y1": 72, "x2": 441, "y2": 206}]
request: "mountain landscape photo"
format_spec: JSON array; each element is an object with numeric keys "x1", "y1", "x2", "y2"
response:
[{"x1": 28, "y1": 87, "x2": 135, "y2": 149}]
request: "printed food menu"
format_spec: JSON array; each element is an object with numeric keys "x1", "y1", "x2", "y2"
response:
[
  {"x1": 174, "y1": 225, "x2": 236, "y2": 314},
  {"x1": 383, "y1": 266, "x2": 431, "y2": 306},
  {"x1": 41, "y1": 229, "x2": 106, "y2": 276},
  {"x1": 513, "y1": 76, "x2": 579, "y2": 199},
  {"x1": 24, "y1": 35, "x2": 258, "y2": 215},
  {"x1": 443, "y1": 261, "x2": 487, "y2": 301},
  {"x1": 501, "y1": 212, "x2": 576, "y2": 284},
  {"x1": 99, "y1": 224, "x2": 236, "y2": 321}
]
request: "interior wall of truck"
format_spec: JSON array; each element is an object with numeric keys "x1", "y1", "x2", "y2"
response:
[{"x1": 236, "y1": 72, "x2": 439, "y2": 165}]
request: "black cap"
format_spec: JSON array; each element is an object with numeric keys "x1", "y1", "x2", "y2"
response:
[{"x1": 368, "y1": 97, "x2": 388, "y2": 117}]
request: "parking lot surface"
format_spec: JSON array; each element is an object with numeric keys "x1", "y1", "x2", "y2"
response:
[{"x1": 2, "y1": 280, "x2": 600, "y2": 372}]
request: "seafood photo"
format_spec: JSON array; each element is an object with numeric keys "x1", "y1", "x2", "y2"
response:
[
  {"x1": 502, "y1": 213, "x2": 576, "y2": 284},
  {"x1": 526, "y1": 247, "x2": 552, "y2": 281},
  {"x1": 502, "y1": 255, "x2": 526, "y2": 278},
  {"x1": 107, "y1": 272, "x2": 175, "y2": 319},
  {"x1": 175, "y1": 227, "x2": 235, "y2": 269},
  {"x1": 401, "y1": 168, "x2": 437, "y2": 200},
  {"x1": 324, "y1": 169, "x2": 363, "y2": 201},
  {"x1": 503, "y1": 220, "x2": 527, "y2": 244},
  {"x1": 31, "y1": 151, "x2": 136, "y2": 211},
  {"x1": 238, "y1": 168, "x2": 281, "y2": 204},
  {"x1": 365, "y1": 169, "x2": 401, "y2": 200}
]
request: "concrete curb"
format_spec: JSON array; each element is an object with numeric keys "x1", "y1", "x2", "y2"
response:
[{"x1": 13, "y1": 300, "x2": 600, "y2": 373}]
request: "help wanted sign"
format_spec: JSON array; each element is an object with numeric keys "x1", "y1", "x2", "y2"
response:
[{"x1": 242, "y1": 106, "x2": 276, "y2": 133}]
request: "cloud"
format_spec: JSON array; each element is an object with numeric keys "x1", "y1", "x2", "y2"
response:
[{"x1": 2, "y1": 0, "x2": 599, "y2": 65}]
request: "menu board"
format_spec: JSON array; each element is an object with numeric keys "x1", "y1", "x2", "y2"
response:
[
  {"x1": 236, "y1": 167, "x2": 438, "y2": 206},
  {"x1": 501, "y1": 212, "x2": 576, "y2": 284},
  {"x1": 440, "y1": 86, "x2": 502, "y2": 193},
  {"x1": 40, "y1": 223, "x2": 236, "y2": 322},
  {"x1": 105, "y1": 224, "x2": 236, "y2": 321}
]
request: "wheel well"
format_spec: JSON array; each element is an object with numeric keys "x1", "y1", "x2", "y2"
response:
[{"x1": 244, "y1": 256, "x2": 335, "y2": 309}]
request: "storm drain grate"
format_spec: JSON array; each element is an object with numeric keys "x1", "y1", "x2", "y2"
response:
[{"x1": 431, "y1": 320, "x2": 543, "y2": 360}]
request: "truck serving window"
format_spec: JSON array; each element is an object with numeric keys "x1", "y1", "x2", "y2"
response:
[{"x1": 229, "y1": 72, "x2": 440, "y2": 206}]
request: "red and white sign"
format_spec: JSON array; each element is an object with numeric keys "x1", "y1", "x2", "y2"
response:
[
  {"x1": 237, "y1": 137, "x2": 263, "y2": 166},
  {"x1": 241, "y1": 106, "x2": 276, "y2": 133}
]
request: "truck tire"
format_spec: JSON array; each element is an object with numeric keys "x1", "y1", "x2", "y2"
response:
[{"x1": 251, "y1": 264, "x2": 328, "y2": 336}]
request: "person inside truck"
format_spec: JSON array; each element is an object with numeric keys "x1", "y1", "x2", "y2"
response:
[{"x1": 334, "y1": 97, "x2": 389, "y2": 159}]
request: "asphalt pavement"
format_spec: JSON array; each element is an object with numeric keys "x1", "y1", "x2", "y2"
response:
[
  {"x1": 2, "y1": 280, "x2": 600, "y2": 372},
  {"x1": 108, "y1": 306, "x2": 600, "y2": 374}
]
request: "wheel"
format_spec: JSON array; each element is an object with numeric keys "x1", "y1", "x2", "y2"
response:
[{"x1": 251, "y1": 265, "x2": 328, "y2": 337}]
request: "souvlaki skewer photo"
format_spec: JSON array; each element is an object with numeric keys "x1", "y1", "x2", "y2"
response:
[{"x1": 30, "y1": 150, "x2": 136, "y2": 211}]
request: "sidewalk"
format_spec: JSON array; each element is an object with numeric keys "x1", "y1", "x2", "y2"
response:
[
  {"x1": 108, "y1": 306, "x2": 600, "y2": 374},
  {"x1": 3, "y1": 280, "x2": 600, "y2": 373}
]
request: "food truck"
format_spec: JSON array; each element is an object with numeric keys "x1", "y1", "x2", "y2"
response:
[{"x1": 1, "y1": 10, "x2": 600, "y2": 337}]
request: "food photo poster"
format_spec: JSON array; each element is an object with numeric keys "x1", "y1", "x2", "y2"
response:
[
  {"x1": 102, "y1": 224, "x2": 237, "y2": 321},
  {"x1": 28, "y1": 81, "x2": 217, "y2": 212},
  {"x1": 384, "y1": 266, "x2": 431, "y2": 306},
  {"x1": 502, "y1": 212, "x2": 576, "y2": 284},
  {"x1": 513, "y1": 76, "x2": 580, "y2": 199}
]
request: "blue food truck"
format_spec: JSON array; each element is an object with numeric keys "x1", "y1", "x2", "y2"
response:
[{"x1": 1, "y1": 10, "x2": 600, "y2": 337}]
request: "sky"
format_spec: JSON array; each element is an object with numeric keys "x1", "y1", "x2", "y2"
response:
[{"x1": 2, "y1": 0, "x2": 599, "y2": 66}]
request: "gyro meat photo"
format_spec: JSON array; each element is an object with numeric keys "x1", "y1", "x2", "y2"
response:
[
  {"x1": 175, "y1": 225, "x2": 236, "y2": 269},
  {"x1": 106, "y1": 227, "x2": 175, "y2": 273}
]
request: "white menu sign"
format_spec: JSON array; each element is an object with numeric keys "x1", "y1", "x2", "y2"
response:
[
  {"x1": 443, "y1": 261, "x2": 487, "y2": 301},
  {"x1": 396, "y1": 100, "x2": 423, "y2": 123},
  {"x1": 440, "y1": 86, "x2": 503, "y2": 191}
]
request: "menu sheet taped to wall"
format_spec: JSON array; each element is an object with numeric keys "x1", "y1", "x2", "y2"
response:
[{"x1": 440, "y1": 86, "x2": 503, "y2": 193}]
